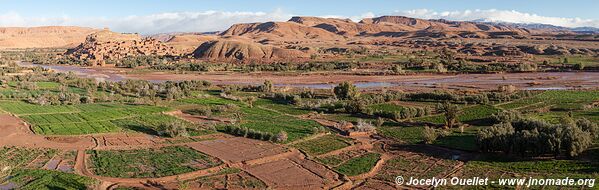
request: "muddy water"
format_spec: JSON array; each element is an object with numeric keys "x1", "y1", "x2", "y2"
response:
[{"x1": 18, "y1": 62, "x2": 599, "y2": 90}]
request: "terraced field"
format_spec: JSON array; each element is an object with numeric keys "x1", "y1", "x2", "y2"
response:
[
  {"x1": 414, "y1": 104, "x2": 501, "y2": 126},
  {"x1": 293, "y1": 134, "x2": 353, "y2": 156},
  {"x1": 0, "y1": 101, "x2": 170, "y2": 135},
  {"x1": 88, "y1": 146, "x2": 222, "y2": 178},
  {"x1": 498, "y1": 90, "x2": 599, "y2": 111},
  {"x1": 182, "y1": 96, "x2": 320, "y2": 142}
]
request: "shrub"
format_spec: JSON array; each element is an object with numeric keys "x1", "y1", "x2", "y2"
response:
[
  {"x1": 222, "y1": 125, "x2": 276, "y2": 142},
  {"x1": 184, "y1": 106, "x2": 212, "y2": 117},
  {"x1": 259, "y1": 80, "x2": 274, "y2": 93},
  {"x1": 437, "y1": 102, "x2": 460, "y2": 129},
  {"x1": 492, "y1": 110, "x2": 522, "y2": 124},
  {"x1": 477, "y1": 118, "x2": 594, "y2": 157},
  {"x1": 334, "y1": 82, "x2": 360, "y2": 100},
  {"x1": 0, "y1": 161, "x2": 11, "y2": 183},
  {"x1": 375, "y1": 117, "x2": 385, "y2": 127},
  {"x1": 423, "y1": 126, "x2": 438, "y2": 144},
  {"x1": 354, "y1": 119, "x2": 376, "y2": 132},
  {"x1": 275, "y1": 131, "x2": 288, "y2": 142},
  {"x1": 159, "y1": 121, "x2": 189, "y2": 138}
]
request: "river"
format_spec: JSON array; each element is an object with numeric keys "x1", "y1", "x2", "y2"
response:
[{"x1": 17, "y1": 62, "x2": 599, "y2": 90}]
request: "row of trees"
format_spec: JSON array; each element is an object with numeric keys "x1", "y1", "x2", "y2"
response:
[
  {"x1": 223, "y1": 125, "x2": 288, "y2": 143},
  {"x1": 477, "y1": 116, "x2": 598, "y2": 157}
]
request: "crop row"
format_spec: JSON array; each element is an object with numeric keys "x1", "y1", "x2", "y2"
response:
[{"x1": 33, "y1": 121, "x2": 122, "y2": 135}]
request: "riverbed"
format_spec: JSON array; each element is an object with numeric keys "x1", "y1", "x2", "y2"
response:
[{"x1": 18, "y1": 62, "x2": 599, "y2": 91}]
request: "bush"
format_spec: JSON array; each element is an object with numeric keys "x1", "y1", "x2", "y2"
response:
[
  {"x1": 354, "y1": 119, "x2": 376, "y2": 132},
  {"x1": 492, "y1": 110, "x2": 522, "y2": 124},
  {"x1": 275, "y1": 131, "x2": 288, "y2": 143},
  {"x1": 222, "y1": 125, "x2": 276, "y2": 142},
  {"x1": 423, "y1": 126, "x2": 438, "y2": 144},
  {"x1": 477, "y1": 118, "x2": 595, "y2": 157},
  {"x1": 334, "y1": 82, "x2": 360, "y2": 100},
  {"x1": 184, "y1": 106, "x2": 212, "y2": 117},
  {"x1": 159, "y1": 121, "x2": 189, "y2": 138}
]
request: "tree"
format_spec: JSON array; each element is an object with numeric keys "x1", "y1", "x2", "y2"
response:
[
  {"x1": 275, "y1": 131, "x2": 288, "y2": 142},
  {"x1": 0, "y1": 161, "x2": 10, "y2": 184},
  {"x1": 476, "y1": 118, "x2": 594, "y2": 158},
  {"x1": 245, "y1": 96, "x2": 257, "y2": 108},
  {"x1": 260, "y1": 80, "x2": 274, "y2": 93},
  {"x1": 355, "y1": 119, "x2": 376, "y2": 132},
  {"x1": 562, "y1": 124, "x2": 592, "y2": 157},
  {"x1": 423, "y1": 126, "x2": 438, "y2": 144},
  {"x1": 375, "y1": 117, "x2": 385, "y2": 127},
  {"x1": 573, "y1": 63, "x2": 585, "y2": 70},
  {"x1": 159, "y1": 121, "x2": 189, "y2": 138},
  {"x1": 333, "y1": 82, "x2": 360, "y2": 100},
  {"x1": 437, "y1": 102, "x2": 460, "y2": 129},
  {"x1": 576, "y1": 118, "x2": 599, "y2": 138},
  {"x1": 492, "y1": 110, "x2": 521, "y2": 124},
  {"x1": 434, "y1": 63, "x2": 447, "y2": 73}
]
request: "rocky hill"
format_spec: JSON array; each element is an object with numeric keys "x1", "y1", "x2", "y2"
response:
[
  {"x1": 0, "y1": 26, "x2": 99, "y2": 49},
  {"x1": 192, "y1": 37, "x2": 310, "y2": 62},
  {"x1": 66, "y1": 30, "x2": 179, "y2": 65},
  {"x1": 220, "y1": 16, "x2": 531, "y2": 42},
  {"x1": 181, "y1": 16, "x2": 544, "y2": 62}
]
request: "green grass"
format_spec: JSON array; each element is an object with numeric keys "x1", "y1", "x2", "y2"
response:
[
  {"x1": 293, "y1": 134, "x2": 352, "y2": 155},
  {"x1": 368, "y1": 103, "x2": 406, "y2": 113},
  {"x1": 0, "y1": 101, "x2": 170, "y2": 135},
  {"x1": 433, "y1": 126, "x2": 482, "y2": 151},
  {"x1": 89, "y1": 146, "x2": 222, "y2": 178},
  {"x1": 322, "y1": 113, "x2": 375, "y2": 123},
  {"x1": 0, "y1": 147, "x2": 56, "y2": 168},
  {"x1": 112, "y1": 113, "x2": 213, "y2": 136},
  {"x1": 414, "y1": 105, "x2": 500, "y2": 126},
  {"x1": 499, "y1": 90, "x2": 599, "y2": 111},
  {"x1": 465, "y1": 159, "x2": 599, "y2": 179},
  {"x1": 10, "y1": 169, "x2": 97, "y2": 190},
  {"x1": 0, "y1": 101, "x2": 77, "y2": 115},
  {"x1": 335, "y1": 153, "x2": 381, "y2": 176},
  {"x1": 183, "y1": 96, "x2": 320, "y2": 142},
  {"x1": 378, "y1": 126, "x2": 424, "y2": 144},
  {"x1": 536, "y1": 55, "x2": 599, "y2": 66},
  {"x1": 254, "y1": 98, "x2": 311, "y2": 115}
]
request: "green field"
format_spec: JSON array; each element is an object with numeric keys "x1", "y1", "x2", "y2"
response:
[
  {"x1": 335, "y1": 153, "x2": 381, "y2": 176},
  {"x1": 460, "y1": 159, "x2": 599, "y2": 182},
  {"x1": 498, "y1": 90, "x2": 599, "y2": 111},
  {"x1": 183, "y1": 96, "x2": 320, "y2": 142},
  {"x1": 368, "y1": 103, "x2": 406, "y2": 113},
  {"x1": 536, "y1": 55, "x2": 599, "y2": 66},
  {"x1": 293, "y1": 134, "x2": 352, "y2": 155},
  {"x1": 0, "y1": 147, "x2": 56, "y2": 168},
  {"x1": 89, "y1": 146, "x2": 222, "y2": 178},
  {"x1": 414, "y1": 105, "x2": 500, "y2": 126},
  {"x1": 378, "y1": 126, "x2": 424, "y2": 144},
  {"x1": 0, "y1": 101, "x2": 170, "y2": 135},
  {"x1": 9, "y1": 169, "x2": 97, "y2": 190},
  {"x1": 254, "y1": 98, "x2": 312, "y2": 115}
]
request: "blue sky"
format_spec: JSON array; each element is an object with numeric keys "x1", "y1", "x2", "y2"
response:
[{"x1": 1, "y1": 0, "x2": 598, "y2": 34}]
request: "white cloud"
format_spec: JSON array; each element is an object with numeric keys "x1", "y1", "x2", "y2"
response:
[
  {"x1": 1, "y1": 9, "x2": 598, "y2": 34},
  {"x1": 0, "y1": 9, "x2": 291, "y2": 34},
  {"x1": 318, "y1": 12, "x2": 376, "y2": 22},
  {"x1": 394, "y1": 9, "x2": 599, "y2": 28}
]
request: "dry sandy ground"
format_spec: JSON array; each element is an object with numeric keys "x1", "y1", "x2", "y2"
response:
[
  {"x1": 20, "y1": 62, "x2": 599, "y2": 91},
  {"x1": 126, "y1": 71, "x2": 599, "y2": 91}
]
